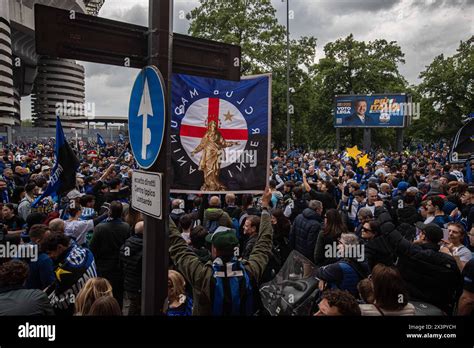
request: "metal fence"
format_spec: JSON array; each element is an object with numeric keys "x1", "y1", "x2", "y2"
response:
[{"x1": 11, "y1": 126, "x2": 128, "y2": 142}]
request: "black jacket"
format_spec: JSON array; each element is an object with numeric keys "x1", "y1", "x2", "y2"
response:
[
  {"x1": 119, "y1": 234, "x2": 143, "y2": 293},
  {"x1": 289, "y1": 208, "x2": 323, "y2": 261},
  {"x1": 289, "y1": 199, "x2": 309, "y2": 222},
  {"x1": 376, "y1": 207, "x2": 463, "y2": 314},
  {"x1": 364, "y1": 207, "x2": 396, "y2": 270},
  {"x1": 92, "y1": 180, "x2": 106, "y2": 212},
  {"x1": 364, "y1": 236, "x2": 395, "y2": 271},
  {"x1": 0, "y1": 286, "x2": 54, "y2": 315},
  {"x1": 90, "y1": 219, "x2": 130, "y2": 279},
  {"x1": 307, "y1": 189, "x2": 336, "y2": 213},
  {"x1": 396, "y1": 205, "x2": 420, "y2": 225}
]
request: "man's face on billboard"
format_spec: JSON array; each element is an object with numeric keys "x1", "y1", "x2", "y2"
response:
[{"x1": 356, "y1": 101, "x2": 367, "y2": 116}]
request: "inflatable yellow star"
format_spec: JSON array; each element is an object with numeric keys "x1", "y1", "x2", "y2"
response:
[
  {"x1": 357, "y1": 154, "x2": 371, "y2": 168},
  {"x1": 346, "y1": 145, "x2": 362, "y2": 160}
]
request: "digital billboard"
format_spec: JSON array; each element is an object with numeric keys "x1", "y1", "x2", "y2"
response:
[{"x1": 334, "y1": 94, "x2": 409, "y2": 128}]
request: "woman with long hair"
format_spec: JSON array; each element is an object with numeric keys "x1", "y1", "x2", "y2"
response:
[
  {"x1": 75, "y1": 277, "x2": 113, "y2": 316},
  {"x1": 313, "y1": 208, "x2": 348, "y2": 266},
  {"x1": 88, "y1": 296, "x2": 122, "y2": 316},
  {"x1": 166, "y1": 270, "x2": 193, "y2": 316},
  {"x1": 359, "y1": 264, "x2": 415, "y2": 316}
]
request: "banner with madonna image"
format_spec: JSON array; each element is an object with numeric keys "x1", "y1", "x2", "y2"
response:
[{"x1": 170, "y1": 73, "x2": 271, "y2": 194}]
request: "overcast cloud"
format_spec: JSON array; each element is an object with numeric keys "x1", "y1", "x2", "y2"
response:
[{"x1": 21, "y1": 0, "x2": 473, "y2": 119}]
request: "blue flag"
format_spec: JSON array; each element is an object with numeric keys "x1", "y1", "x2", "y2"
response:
[
  {"x1": 32, "y1": 116, "x2": 80, "y2": 207},
  {"x1": 171, "y1": 73, "x2": 270, "y2": 193},
  {"x1": 119, "y1": 133, "x2": 124, "y2": 143},
  {"x1": 97, "y1": 133, "x2": 106, "y2": 147},
  {"x1": 466, "y1": 161, "x2": 473, "y2": 184}
]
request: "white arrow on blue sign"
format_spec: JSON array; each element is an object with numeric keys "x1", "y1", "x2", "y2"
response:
[{"x1": 128, "y1": 65, "x2": 166, "y2": 169}]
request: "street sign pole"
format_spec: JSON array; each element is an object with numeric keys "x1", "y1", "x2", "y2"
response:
[{"x1": 141, "y1": 0, "x2": 173, "y2": 315}]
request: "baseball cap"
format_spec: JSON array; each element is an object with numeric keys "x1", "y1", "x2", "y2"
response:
[
  {"x1": 397, "y1": 181, "x2": 409, "y2": 192},
  {"x1": 41, "y1": 165, "x2": 50, "y2": 172},
  {"x1": 205, "y1": 226, "x2": 239, "y2": 250},
  {"x1": 415, "y1": 223, "x2": 443, "y2": 244}
]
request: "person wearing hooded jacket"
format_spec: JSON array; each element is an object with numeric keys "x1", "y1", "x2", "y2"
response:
[
  {"x1": 289, "y1": 200, "x2": 323, "y2": 261},
  {"x1": 202, "y1": 196, "x2": 232, "y2": 231},
  {"x1": 374, "y1": 203, "x2": 463, "y2": 315}
]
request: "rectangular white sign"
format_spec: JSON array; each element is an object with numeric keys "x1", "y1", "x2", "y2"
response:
[{"x1": 131, "y1": 170, "x2": 162, "y2": 219}]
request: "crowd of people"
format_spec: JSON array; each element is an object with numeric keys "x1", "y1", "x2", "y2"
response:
[{"x1": 0, "y1": 139, "x2": 473, "y2": 317}]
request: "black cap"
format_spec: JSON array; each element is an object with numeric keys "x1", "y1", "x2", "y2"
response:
[{"x1": 416, "y1": 222, "x2": 443, "y2": 244}]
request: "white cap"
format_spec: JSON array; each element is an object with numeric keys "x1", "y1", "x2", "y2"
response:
[{"x1": 67, "y1": 189, "x2": 84, "y2": 200}]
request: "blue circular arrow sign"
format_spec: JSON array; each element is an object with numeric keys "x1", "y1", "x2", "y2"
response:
[{"x1": 128, "y1": 66, "x2": 166, "y2": 169}]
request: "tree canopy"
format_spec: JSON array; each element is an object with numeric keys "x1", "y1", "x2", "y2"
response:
[{"x1": 186, "y1": 1, "x2": 473, "y2": 148}]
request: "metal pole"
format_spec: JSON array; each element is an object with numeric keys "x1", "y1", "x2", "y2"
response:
[
  {"x1": 396, "y1": 128, "x2": 404, "y2": 152},
  {"x1": 141, "y1": 0, "x2": 173, "y2": 315},
  {"x1": 286, "y1": 0, "x2": 290, "y2": 150},
  {"x1": 363, "y1": 128, "x2": 371, "y2": 152}
]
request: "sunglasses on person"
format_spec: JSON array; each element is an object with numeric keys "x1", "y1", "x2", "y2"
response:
[{"x1": 361, "y1": 227, "x2": 373, "y2": 233}]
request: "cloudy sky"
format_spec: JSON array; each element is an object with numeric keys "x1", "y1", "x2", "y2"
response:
[{"x1": 21, "y1": 0, "x2": 473, "y2": 119}]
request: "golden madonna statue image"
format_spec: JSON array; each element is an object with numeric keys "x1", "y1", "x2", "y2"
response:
[{"x1": 191, "y1": 120, "x2": 239, "y2": 191}]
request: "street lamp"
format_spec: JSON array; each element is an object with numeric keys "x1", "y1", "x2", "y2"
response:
[{"x1": 283, "y1": 0, "x2": 290, "y2": 150}]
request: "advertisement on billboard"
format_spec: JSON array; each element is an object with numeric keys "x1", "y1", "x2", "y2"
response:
[{"x1": 334, "y1": 94, "x2": 410, "y2": 128}]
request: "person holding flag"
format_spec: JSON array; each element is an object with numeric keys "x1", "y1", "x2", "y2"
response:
[
  {"x1": 97, "y1": 133, "x2": 106, "y2": 148},
  {"x1": 32, "y1": 116, "x2": 80, "y2": 210}
]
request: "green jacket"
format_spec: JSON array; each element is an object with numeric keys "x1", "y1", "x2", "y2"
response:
[{"x1": 169, "y1": 210, "x2": 273, "y2": 315}]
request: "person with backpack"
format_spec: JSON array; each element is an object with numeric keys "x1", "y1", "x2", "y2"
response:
[
  {"x1": 316, "y1": 233, "x2": 369, "y2": 298},
  {"x1": 168, "y1": 187, "x2": 273, "y2": 315},
  {"x1": 202, "y1": 196, "x2": 232, "y2": 234}
]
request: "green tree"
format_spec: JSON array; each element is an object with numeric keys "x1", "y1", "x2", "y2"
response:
[
  {"x1": 187, "y1": 0, "x2": 286, "y2": 75},
  {"x1": 312, "y1": 34, "x2": 408, "y2": 148},
  {"x1": 409, "y1": 36, "x2": 474, "y2": 142},
  {"x1": 186, "y1": 0, "x2": 317, "y2": 146},
  {"x1": 21, "y1": 119, "x2": 33, "y2": 127}
]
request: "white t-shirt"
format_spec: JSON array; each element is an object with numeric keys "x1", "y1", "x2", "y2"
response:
[
  {"x1": 424, "y1": 216, "x2": 435, "y2": 224},
  {"x1": 453, "y1": 245, "x2": 473, "y2": 263},
  {"x1": 366, "y1": 204, "x2": 376, "y2": 215},
  {"x1": 64, "y1": 220, "x2": 94, "y2": 246},
  {"x1": 450, "y1": 170, "x2": 464, "y2": 182}
]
